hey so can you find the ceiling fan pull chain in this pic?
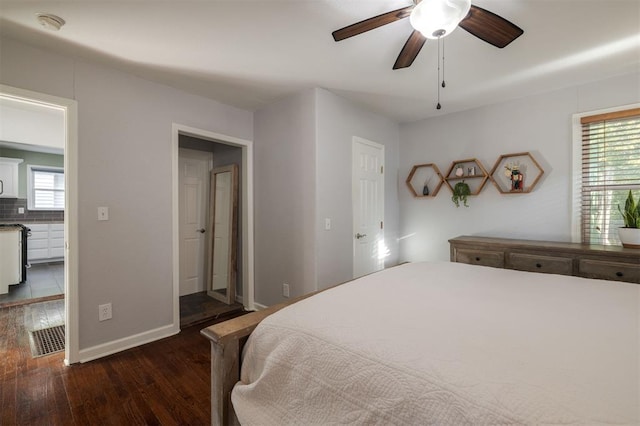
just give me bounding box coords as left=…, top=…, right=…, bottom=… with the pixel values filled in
left=442, top=37, right=446, bottom=88
left=436, top=36, right=442, bottom=110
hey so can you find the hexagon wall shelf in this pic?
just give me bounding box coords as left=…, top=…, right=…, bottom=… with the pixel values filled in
left=489, top=152, right=544, bottom=194
left=444, top=158, right=489, bottom=196
left=406, top=163, right=444, bottom=197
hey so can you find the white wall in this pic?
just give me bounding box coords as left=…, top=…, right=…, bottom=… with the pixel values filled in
left=0, top=37, right=253, bottom=353
left=253, top=88, right=401, bottom=303
left=399, top=72, right=640, bottom=262
left=316, top=89, right=400, bottom=289
left=253, top=89, right=317, bottom=305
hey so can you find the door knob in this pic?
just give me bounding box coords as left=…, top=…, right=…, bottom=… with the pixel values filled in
left=197, top=228, right=206, bottom=234
left=355, top=233, right=367, bottom=239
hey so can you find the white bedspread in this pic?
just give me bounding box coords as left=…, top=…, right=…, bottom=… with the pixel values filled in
left=232, top=261, right=640, bottom=425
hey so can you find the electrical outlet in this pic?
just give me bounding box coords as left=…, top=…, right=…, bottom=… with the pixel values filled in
left=98, top=303, right=112, bottom=321
left=282, top=283, right=290, bottom=298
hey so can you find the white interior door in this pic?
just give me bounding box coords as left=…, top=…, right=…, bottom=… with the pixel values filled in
left=179, top=148, right=212, bottom=296
left=352, top=137, right=385, bottom=279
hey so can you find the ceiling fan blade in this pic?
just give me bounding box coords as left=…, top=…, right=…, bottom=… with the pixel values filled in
left=458, top=5, right=523, bottom=48
left=393, top=30, right=427, bottom=70
left=332, top=6, right=414, bottom=41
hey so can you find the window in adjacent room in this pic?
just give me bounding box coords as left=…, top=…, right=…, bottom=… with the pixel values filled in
left=27, top=165, right=65, bottom=210
left=574, top=106, right=640, bottom=245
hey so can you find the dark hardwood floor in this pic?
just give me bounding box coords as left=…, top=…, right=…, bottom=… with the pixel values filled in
left=0, top=302, right=246, bottom=425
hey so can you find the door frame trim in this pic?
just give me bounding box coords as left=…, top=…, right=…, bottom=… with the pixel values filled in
left=171, top=124, right=255, bottom=325
left=0, top=84, right=80, bottom=364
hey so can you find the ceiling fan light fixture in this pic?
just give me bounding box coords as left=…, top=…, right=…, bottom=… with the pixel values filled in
left=410, top=0, right=471, bottom=39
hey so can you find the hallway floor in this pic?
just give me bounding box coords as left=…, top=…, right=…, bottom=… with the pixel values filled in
left=179, top=291, right=244, bottom=328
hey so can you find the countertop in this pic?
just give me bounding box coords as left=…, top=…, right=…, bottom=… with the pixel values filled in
left=0, top=224, right=24, bottom=232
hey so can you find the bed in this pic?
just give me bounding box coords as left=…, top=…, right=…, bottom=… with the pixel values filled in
left=201, top=240, right=639, bottom=425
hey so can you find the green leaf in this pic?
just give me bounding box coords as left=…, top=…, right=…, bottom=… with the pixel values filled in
left=618, top=190, right=640, bottom=228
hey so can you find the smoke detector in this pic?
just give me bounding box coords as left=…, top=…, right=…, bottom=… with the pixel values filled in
left=36, top=13, right=65, bottom=31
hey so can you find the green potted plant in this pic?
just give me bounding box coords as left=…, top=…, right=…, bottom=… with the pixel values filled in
left=617, top=190, right=640, bottom=248
left=451, top=181, right=471, bottom=207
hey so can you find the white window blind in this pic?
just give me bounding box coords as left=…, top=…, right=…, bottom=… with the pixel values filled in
left=580, top=108, right=640, bottom=245
left=28, top=166, right=65, bottom=210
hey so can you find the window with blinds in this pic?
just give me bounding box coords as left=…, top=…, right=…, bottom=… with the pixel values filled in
left=27, top=165, right=65, bottom=210
left=580, top=108, right=640, bottom=245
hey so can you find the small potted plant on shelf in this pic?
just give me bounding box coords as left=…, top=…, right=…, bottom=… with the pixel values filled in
left=617, top=190, right=640, bottom=248
left=451, top=181, right=471, bottom=207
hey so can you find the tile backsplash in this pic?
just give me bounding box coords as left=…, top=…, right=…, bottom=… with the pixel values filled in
left=0, top=198, right=64, bottom=223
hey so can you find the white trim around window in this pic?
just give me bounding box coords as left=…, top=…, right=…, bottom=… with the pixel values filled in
left=571, top=102, right=640, bottom=243
left=27, top=164, right=65, bottom=211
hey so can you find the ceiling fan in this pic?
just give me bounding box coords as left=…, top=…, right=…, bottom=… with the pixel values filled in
left=332, top=0, right=524, bottom=70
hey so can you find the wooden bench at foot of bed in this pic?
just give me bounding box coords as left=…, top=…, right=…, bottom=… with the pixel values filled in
left=200, top=291, right=321, bottom=426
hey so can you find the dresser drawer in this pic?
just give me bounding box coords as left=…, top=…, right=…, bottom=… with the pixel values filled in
left=455, top=249, right=504, bottom=268
left=509, top=253, right=573, bottom=276
left=578, top=259, right=639, bottom=284
left=450, top=236, right=640, bottom=285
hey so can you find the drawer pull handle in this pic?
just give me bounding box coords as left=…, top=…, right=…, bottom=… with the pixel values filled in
left=475, top=257, right=481, bottom=261
left=536, top=263, right=542, bottom=268
left=616, top=272, right=624, bottom=277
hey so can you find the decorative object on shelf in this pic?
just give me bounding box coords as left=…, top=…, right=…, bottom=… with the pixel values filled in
left=451, top=181, right=471, bottom=207
left=444, top=158, right=489, bottom=204
left=504, top=162, right=524, bottom=192
left=489, top=152, right=544, bottom=194
left=617, top=190, right=640, bottom=249
left=406, top=163, right=444, bottom=198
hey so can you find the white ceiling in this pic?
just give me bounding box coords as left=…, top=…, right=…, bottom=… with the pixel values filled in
left=0, top=1, right=638, bottom=123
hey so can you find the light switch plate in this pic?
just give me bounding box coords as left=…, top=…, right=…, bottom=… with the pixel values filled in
left=98, top=206, right=109, bottom=221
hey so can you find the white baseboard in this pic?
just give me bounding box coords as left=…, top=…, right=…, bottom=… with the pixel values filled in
left=253, top=302, right=268, bottom=310
left=78, top=323, right=180, bottom=363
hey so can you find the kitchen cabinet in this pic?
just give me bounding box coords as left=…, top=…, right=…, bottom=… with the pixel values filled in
left=28, top=223, right=65, bottom=262
left=0, top=226, right=22, bottom=293
left=0, top=157, right=24, bottom=198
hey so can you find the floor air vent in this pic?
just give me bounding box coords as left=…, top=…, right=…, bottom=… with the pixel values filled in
left=30, top=325, right=65, bottom=357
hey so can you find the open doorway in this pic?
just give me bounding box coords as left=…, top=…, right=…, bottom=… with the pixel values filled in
left=0, top=84, right=79, bottom=364
left=172, top=125, right=254, bottom=329
left=0, top=142, right=65, bottom=306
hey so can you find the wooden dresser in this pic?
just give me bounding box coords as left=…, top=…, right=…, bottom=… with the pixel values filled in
left=449, top=236, right=640, bottom=284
